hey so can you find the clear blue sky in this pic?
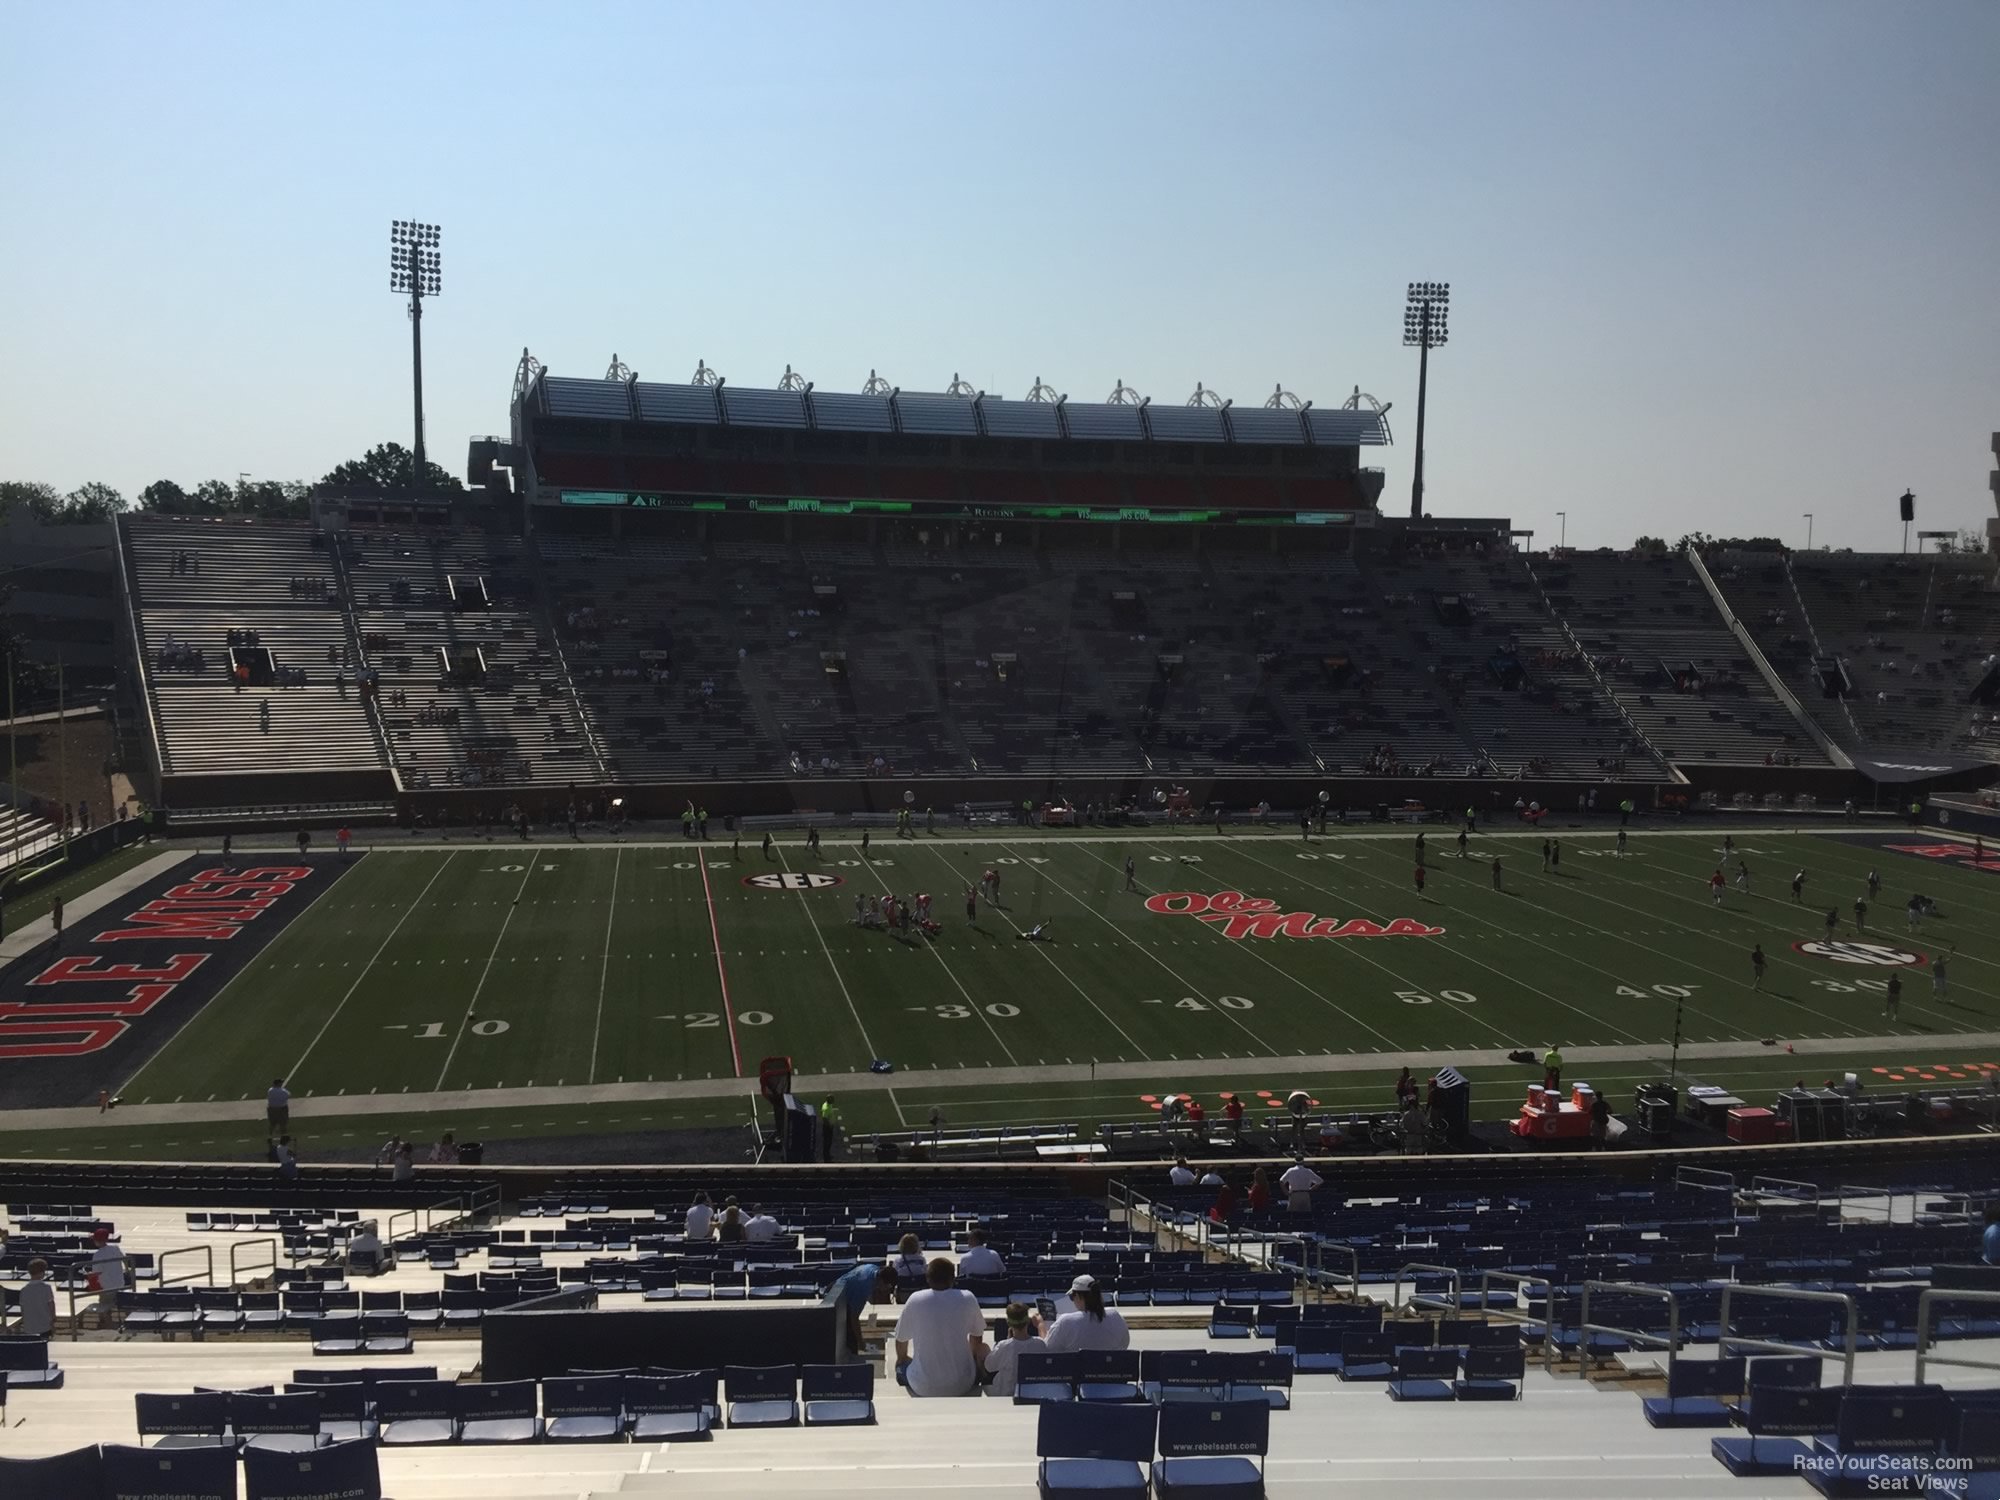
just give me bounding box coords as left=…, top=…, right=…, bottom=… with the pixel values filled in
left=3, top=1, right=1995, bottom=550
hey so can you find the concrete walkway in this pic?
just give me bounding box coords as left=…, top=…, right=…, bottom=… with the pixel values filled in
left=18, top=1028, right=1996, bottom=1134
left=0, top=847, right=188, bottom=966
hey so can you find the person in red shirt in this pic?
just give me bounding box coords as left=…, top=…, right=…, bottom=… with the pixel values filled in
left=1246, top=1166, right=1271, bottom=1214
left=1186, top=1099, right=1206, bottom=1127
left=1209, top=1177, right=1237, bottom=1226
left=1414, top=865, right=1427, bottom=896
left=1223, top=1095, right=1245, bottom=1141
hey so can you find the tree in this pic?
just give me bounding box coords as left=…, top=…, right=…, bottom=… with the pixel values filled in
left=139, top=479, right=192, bottom=514
left=0, top=480, right=63, bottom=522
left=238, top=479, right=311, bottom=520
left=1633, top=536, right=1669, bottom=556
left=318, top=442, right=463, bottom=497
left=60, top=482, right=127, bottom=523
left=192, top=480, right=235, bottom=513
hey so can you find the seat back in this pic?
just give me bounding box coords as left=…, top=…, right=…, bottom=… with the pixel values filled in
left=244, top=1436, right=382, bottom=1500
left=1742, top=1384, right=1845, bottom=1436
left=1078, top=1349, right=1142, bottom=1384
left=1016, top=1351, right=1081, bottom=1391
left=627, top=1373, right=709, bottom=1414
left=374, top=1378, right=456, bottom=1422
left=1145, top=1349, right=1227, bottom=1392
left=1746, top=1354, right=1822, bottom=1389
left=0, top=1339, right=51, bottom=1372
left=135, top=1391, right=229, bottom=1441
left=1461, top=1347, right=1526, bottom=1383
left=1156, top=1399, right=1269, bottom=1460
left=1292, top=1324, right=1345, bottom=1356
left=801, top=1364, right=872, bottom=1401
left=1036, top=1399, right=1157, bottom=1461
left=1223, top=1351, right=1293, bottom=1394
left=1666, top=1356, right=1745, bottom=1400
left=1341, top=1330, right=1393, bottom=1363
left=1950, top=1398, right=2000, bottom=1467
left=0, top=1444, right=104, bottom=1500
left=1468, top=1323, right=1522, bottom=1349
left=724, top=1364, right=798, bottom=1403
left=544, top=1375, right=623, bottom=1418
left=287, top=1381, right=367, bottom=1423
left=1835, top=1385, right=1949, bottom=1454
left=101, top=1442, right=237, bottom=1499
left=230, top=1392, right=322, bottom=1437
left=1395, top=1347, right=1460, bottom=1381
left=460, top=1379, right=539, bottom=1420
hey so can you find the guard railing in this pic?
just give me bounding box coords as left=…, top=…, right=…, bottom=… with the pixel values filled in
left=1718, top=1284, right=1856, bottom=1386
left=1575, top=1280, right=1679, bottom=1379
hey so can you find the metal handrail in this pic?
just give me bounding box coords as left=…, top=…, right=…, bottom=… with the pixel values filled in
left=1749, top=1174, right=1820, bottom=1210
left=1717, top=1284, right=1857, bottom=1386
left=1676, top=1165, right=1736, bottom=1193
left=1836, top=1184, right=1900, bottom=1229
left=1392, top=1262, right=1463, bottom=1315
left=157, top=1244, right=213, bottom=1290
left=229, top=1237, right=277, bottom=1287
left=1476, top=1270, right=1559, bottom=1371
left=1915, top=1288, right=2000, bottom=1384
left=423, top=1194, right=467, bottom=1233
left=1575, top=1280, right=1680, bottom=1380
left=386, top=1208, right=417, bottom=1243
left=111, top=516, right=167, bottom=783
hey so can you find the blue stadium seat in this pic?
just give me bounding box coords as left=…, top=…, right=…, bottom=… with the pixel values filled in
left=1454, top=1347, right=1526, bottom=1401
left=1079, top=1350, right=1145, bottom=1404
left=232, top=1391, right=329, bottom=1454
left=1152, top=1400, right=1269, bottom=1500
left=1222, top=1351, right=1293, bottom=1411
left=543, top=1375, right=625, bottom=1443
left=135, top=1391, right=233, bottom=1449
left=1387, top=1347, right=1458, bottom=1402
left=1037, top=1400, right=1156, bottom=1500
left=0, top=1444, right=105, bottom=1500
left=1207, top=1304, right=1257, bottom=1340
left=285, top=1381, right=376, bottom=1445
left=1144, top=1349, right=1230, bottom=1405
left=1335, top=1331, right=1394, bottom=1382
left=244, top=1437, right=382, bottom=1500
left=458, top=1379, right=544, bottom=1444
left=376, top=1377, right=460, bottom=1446
left=1014, top=1351, right=1081, bottom=1405
left=1713, top=1385, right=1845, bottom=1477
left=0, top=1338, right=63, bottom=1389
left=725, top=1365, right=799, bottom=1428
left=101, top=1442, right=238, bottom=1500
left=803, top=1363, right=876, bottom=1426
left=1643, top=1357, right=1744, bottom=1428
left=627, top=1373, right=712, bottom=1442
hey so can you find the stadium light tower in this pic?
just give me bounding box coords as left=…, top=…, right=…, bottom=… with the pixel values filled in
left=1403, top=281, right=1450, bottom=520
left=389, top=220, right=442, bottom=492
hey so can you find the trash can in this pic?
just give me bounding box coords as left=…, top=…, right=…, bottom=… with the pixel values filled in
left=456, top=1140, right=484, bottom=1166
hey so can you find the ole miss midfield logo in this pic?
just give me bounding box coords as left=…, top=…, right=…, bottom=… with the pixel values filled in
left=743, top=872, right=844, bottom=891
left=1146, top=890, right=1444, bottom=941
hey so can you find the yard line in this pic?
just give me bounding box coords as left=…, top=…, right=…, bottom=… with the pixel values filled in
left=775, top=847, right=890, bottom=1084
left=695, top=854, right=743, bottom=1077
left=909, top=846, right=1146, bottom=1060
left=434, top=858, right=538, bottom=1090
left=1005, top=844, right=1283, bottom=1053
left=586, top=847, right=622, bottom=1085
left=858, top=851, right=1019, bottom=1065
left=286, top=852, right=458, bottom=1087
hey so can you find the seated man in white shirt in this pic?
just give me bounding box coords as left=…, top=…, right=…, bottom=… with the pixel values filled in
left=742, top=1206, right=780, bottom=1242
left=345, top=1220, right=388, bottom=1276
left=1197, top=1167, right=1224, bottom=1187
left=957, top=1228, right=1006, bottom=1279
left=684, top=1191, right=715, bottom=1242
left=893, top=1258, right=985, bottom=1397
left=979, top=1301, right=1047, bottom=1396
left=1168, top=1156, right=1197, bottom=1188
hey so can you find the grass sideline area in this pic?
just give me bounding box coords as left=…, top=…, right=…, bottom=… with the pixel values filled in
left=0, top=839, right=160, bottom=931
left=4, top=820, right=1997, bottom=1161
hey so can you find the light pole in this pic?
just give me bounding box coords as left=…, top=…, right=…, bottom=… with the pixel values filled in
left=1557, top=511, right=1567, bottom=551
left=390, top=221, right=442, bottom=493
left=1803, top=513, right=1813, bottom=552
left=1403, top=282, right=1450, bottom=520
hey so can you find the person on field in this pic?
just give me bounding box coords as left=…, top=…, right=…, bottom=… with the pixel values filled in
left=1751, top=944, right=1766, bottom=990
left=266, top=1078, right=291, bottom=1136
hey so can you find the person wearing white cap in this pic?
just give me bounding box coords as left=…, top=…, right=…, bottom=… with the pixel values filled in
left=1038, top=1274, right=1130, bottom=1353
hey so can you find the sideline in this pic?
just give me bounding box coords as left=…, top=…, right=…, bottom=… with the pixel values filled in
left=0, top=848, right=189, bottom=967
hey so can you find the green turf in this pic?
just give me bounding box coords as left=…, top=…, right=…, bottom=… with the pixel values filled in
left=0, top=841, right=161, bottom=931
left=20, top=822, right=2000, bottom=1160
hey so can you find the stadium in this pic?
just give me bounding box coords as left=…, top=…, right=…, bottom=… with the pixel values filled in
left=8, top=49, right=2000, bottom=1500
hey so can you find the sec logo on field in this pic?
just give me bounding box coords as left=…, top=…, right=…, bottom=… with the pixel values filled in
left=1792, top=940, right=1926, bottom=967
left=743, top=872, right=844, bottom=891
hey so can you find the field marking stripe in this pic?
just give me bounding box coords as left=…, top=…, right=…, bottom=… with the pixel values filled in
left=586, top=846, right=621, bottom=1085
left=286, top=852, right=457, bottom=1086
left=696, top=851, right=743, bottom=1078
left=434, top=857, right=538, bottom=1090
left=774, top=846, right=879, bottom=1074
left=861, top=851, right=1019, bottom=1065
left=918, top=845, right=1147, bottom=1059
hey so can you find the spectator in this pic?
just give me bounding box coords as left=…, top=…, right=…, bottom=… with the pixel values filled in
left=89, top=1228, right=128, bottom=1326
left=1168, top=1156, right=1197, bottom=1188
left=684, top=1191, right=715, bottom=1242
left=1197, top=1165, right=1224, bottom=1187
left=893, top=1258, right=984, bottom=1398
left=716, top=1199, right=746, bottom=1244
left=1984, top=1206, right=2000, bottom=1267
left=1041, top=1274, right=1130, bottom=1353
left=1246, top=1166, right=1272, bottom=1214
left=1209, top=1177, right=1238, bottom=1226
left=345, top=1220, right=387, bottom=1276
left=1223, top=1093, right=1246, bottom=1141
left=1279, top=1154, right=1323, bottom=1213
left=428, top=1131, right=458, bottom=1165
left=829, top=1260, right=881, bottom=1352
left=886, top=1232, right=928, bottom=1297
left=13, top=1259, right=55, bottom=1337
left=979, top=1302, right=1048, bottom=1397
left=958, top=1228, right=1005, bottom=1279
left=266, top=1078, right=290, bottom=1137
left=743, top=1205, right=780, bottom=1242
left=276, top=1136, right=299, bottom=1180
left=391, top=1140, right=415, bottom=1184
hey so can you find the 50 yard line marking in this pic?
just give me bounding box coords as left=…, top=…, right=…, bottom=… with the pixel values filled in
left=586, top=847, right=622, bottom=1084
left=435, top=858, right=538, bottom=1090
left=287, top=852, right=457, bottom=1087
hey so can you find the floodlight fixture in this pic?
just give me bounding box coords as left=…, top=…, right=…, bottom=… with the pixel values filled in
left=388, top=219, right=443, bottom=489
left=1402, top=278, right=1451, bottom=519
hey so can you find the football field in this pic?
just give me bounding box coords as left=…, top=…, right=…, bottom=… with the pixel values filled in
left=71, top=820, right=2000, bottom=1137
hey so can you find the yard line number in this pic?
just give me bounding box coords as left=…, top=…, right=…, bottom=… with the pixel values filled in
left=657, top=1011, right=775, bottom=1027
left=1142, top=995, right=1256, bottom=1011
left=1396, top=989, right=1479, bottom=1006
